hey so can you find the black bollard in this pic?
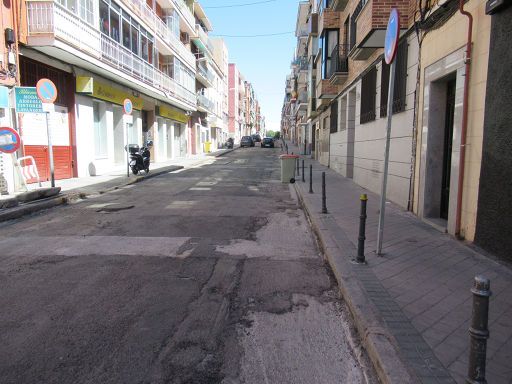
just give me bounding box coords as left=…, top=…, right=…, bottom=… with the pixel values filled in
left=356, top=194, right=368, bottom=263
left=302, top=160, right=305, bottom=183
left=286, top=143, right=289, bottom=154
left=467, top=276, right=491, bottom=384
left=321, top=172, right=327, bottom=214
left=309, top=164, right=313, bottom=194
left=296, top=158, right=300, bottom=176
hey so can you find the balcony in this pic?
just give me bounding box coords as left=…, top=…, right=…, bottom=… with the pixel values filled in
left=171, top=0, right=195, bottom=32
left=332, top=0, right=349, bottom=11
left=319, top=8, right=340, bottom=37
left=196, top=60, right=214, bottom=88
left=328, top=44, right=349, bottom=85
left=309, top=13, right=318, bottom=36
left=349, top=0, right=407, bottom=60
left=119, top=0, right=195, bottom=69
left=25, top=1, right=196, bottom=108
left=100, top=35, right=196, bottom=106
left=316, top=79, right=338, bottom=110
left=193, top=24, right=214, bottom=55
left=197, top=93, right=214, bottom=113
left=26, top=1, right=101, bottom=57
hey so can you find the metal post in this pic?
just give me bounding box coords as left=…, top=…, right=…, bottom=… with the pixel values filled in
left=296, top=157, right=300, bottom=176
left=126, top=121, right=130, bottom=177
left=286, top=143, right=288, bottom=154
left=304, top=139, right=307, bottom=155
left=302, top=160, right=305, bottom=182
left=357, top=194, right=368, bottom=263
left=321, top=171, right=327, bottom=214
left=377, top=60, right=397, bottom=255
left=309, top=164, right=313, bottom=194
left=45, top=112, right=55, bottom=187
left=467, top=276, right=491, bottom=384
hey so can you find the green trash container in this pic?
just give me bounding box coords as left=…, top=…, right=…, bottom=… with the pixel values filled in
left=280, top=154, right=299, bottom=183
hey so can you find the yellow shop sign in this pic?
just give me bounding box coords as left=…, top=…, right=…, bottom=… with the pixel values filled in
left=157, top=105, right=189, bottom=124
left=76, top=77, right=144, bottom=110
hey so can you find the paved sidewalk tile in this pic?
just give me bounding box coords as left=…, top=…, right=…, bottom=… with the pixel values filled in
left=286, top=142, right=512, bottom=384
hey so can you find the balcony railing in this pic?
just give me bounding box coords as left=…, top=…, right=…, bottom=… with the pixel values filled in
left=26, top=1, right=196, bottom=108
left=197, top=62, right=215, bottom=85
left=121, top=0, right=195, bottom=69
left=195, top=24, right=214, bottom=54
left=101, top=35, right=196, bottom=107
left=172, top=0, right=195, bottom=31
left=27, top=1, right=100, bottom=57
left=328, top=44, right=349, bottom=78
left=197, top=93, right=214, bottom=112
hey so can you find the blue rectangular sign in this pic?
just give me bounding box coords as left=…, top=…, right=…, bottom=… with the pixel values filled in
left=0, top=86, right=9, bottom=108
left=14, top=87, right=43, bottom=113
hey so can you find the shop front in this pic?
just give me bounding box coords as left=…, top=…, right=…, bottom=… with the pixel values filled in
left=154, top=105, right=189, bottom=161
left=75, top=76, right=144, bottom=177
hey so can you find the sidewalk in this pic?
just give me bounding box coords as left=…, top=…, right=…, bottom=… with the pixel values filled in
left=0, top=148, right=236, bottom=222
left=286, top=142, right=512, bottom=384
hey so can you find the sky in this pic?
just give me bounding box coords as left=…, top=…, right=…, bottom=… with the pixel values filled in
left=199, top=0, right=301, bottom=132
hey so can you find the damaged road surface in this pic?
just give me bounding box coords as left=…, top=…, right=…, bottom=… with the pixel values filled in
left=0, top=148, right=377, bottom=384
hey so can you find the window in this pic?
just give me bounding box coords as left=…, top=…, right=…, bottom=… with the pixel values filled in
left=131, top=21, right=139, bottom=55
left=79, top=0, right=94, bottom=25
left=321, top=29, right=339, bottom=79
left=349, top=16, right=357, bottom=50
left=93, top=101, right=108, bottom=159
left=100, top=1, right=109, bottom=34
left=330, top=99, right=338, bottom=133
left=380, top=40, right=408, bottom=117
left=122, top=16, right=131, bottom=49
left=110, top=3, right=120, bottom=42
left=360, top=66, right=377, bottom=124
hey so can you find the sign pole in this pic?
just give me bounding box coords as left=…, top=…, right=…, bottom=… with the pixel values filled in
left=377, top=60, right=396, bottom=255
left=45, top=112, right=55, bottom=187
left=125, top=119, right=130, bottom=177
left=376, top=8, right=400, bottom=256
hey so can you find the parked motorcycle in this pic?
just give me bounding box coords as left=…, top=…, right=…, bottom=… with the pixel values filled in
left=226, top=137, right=234, bottom=149
left=126, top=141, right=152, bottom=175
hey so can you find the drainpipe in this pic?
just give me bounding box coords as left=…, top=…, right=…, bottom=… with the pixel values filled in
left=455, top=0, right=473, bottom=238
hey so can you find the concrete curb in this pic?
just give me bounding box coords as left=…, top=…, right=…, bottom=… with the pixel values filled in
left=0, top=165, right=183, bottom=223
left=293, top=183, right=419, bottom=384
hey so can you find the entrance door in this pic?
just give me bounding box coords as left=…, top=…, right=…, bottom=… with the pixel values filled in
left=113, top=106, right=124, bottom=164
left=157, top=118, right=165, bottom=160
left=440, top=80, right=456, bottom=219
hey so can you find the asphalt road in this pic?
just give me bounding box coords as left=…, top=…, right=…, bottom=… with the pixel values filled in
left=0, top=146, right=377, bottom=384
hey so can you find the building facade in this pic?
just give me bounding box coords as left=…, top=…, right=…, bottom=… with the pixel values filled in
left=282, top=0, right=508, bottom=261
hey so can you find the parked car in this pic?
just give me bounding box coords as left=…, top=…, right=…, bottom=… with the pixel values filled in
left=261, top=137, right=275, bottom=148
left=251, top=134, right=261, bottom=143
left=240, top=136, right=255, bottom=147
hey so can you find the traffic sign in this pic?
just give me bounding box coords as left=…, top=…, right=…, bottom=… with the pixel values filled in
left=123, top=98, right=133, bottom=115
left=384, top=8, right=400, bottom=65
left=36, top=78, right=58, bottom=104
left=0, top=126, right=21, bottom=154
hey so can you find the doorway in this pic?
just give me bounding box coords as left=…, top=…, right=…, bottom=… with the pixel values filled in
left=440, top=79, right=456, bottom=219
left=347, top=89, right=356, bottom=178
left=423, top=74, right=458, bottom=223
left=166, top=122, right=173, bottom=159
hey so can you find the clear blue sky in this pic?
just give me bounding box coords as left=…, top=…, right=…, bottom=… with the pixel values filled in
left=200, top=0, right=300, bottom=132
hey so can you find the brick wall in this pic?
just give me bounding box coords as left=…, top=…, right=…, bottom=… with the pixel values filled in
left=319, top=9, right=341, bottom=36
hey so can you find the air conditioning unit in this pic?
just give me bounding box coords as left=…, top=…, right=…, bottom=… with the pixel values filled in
left=181, top=32, right=190, bottom=44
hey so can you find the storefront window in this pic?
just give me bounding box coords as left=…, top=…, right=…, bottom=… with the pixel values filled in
left=93, top=101, right=108, bottom=159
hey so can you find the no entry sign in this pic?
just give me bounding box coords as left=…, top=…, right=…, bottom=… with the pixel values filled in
left=0, top=127, right=21, bottom=154
left=384, top=8, right=400, bottom=65
left=123, top=98, right=133, bottom=115
left=36, top=78, right=58, bottom=104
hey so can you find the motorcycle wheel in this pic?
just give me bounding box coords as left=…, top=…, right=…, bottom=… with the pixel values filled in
left=144, top=167, right=149, bottom=174
left=131, top=167, right=139, bottom=175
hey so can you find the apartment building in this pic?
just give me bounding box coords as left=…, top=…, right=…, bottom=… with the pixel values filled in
left=210, top=37, right=229, bottom=149
left=228, top=63, right=243, bottom=143
left=282, top=0, right=512, bottom=262
left=16, top=0, right=199, bottom=181
left=0, top=0, right=19, bottom=194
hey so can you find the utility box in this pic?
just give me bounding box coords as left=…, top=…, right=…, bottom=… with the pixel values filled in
left=280, top=154, right=299, bottom=183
